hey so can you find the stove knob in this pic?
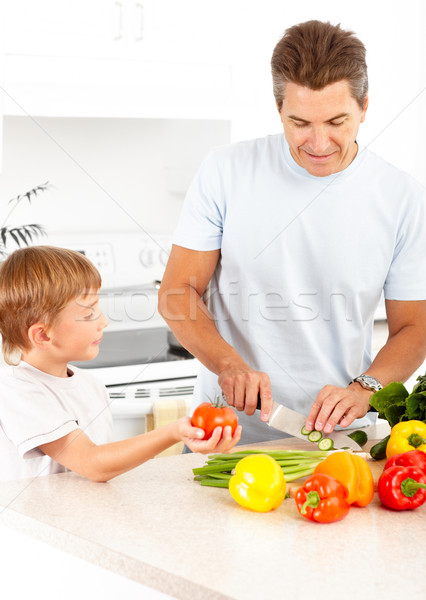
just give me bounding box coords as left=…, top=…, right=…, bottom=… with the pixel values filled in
left=139, top=247, right=154, bottom=268
left=159, top=247, right=170, bottom=266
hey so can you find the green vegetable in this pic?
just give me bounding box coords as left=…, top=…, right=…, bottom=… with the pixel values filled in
left=307, top=430, right=323, bottom=443
left=370, top=435, right=391, bottom=460
left=348, top=430, right=368, bottom=447
left=301, top=425, right=310, bottom=436
left=318, top=438, right=334, bottom=451
left=368, top=373, right=426, bottom=427
left=412, top=374, right=426, bottom=394
left=193, top=449, right=330, bottom=488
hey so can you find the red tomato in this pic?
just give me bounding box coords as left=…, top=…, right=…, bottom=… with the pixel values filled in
left=191, top=400, right=238, bottom=439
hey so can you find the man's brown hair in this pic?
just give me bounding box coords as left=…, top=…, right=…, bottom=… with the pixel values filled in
left=0, top=246, right=101, bottom=364
left=271, top=20, right=368, bottom=110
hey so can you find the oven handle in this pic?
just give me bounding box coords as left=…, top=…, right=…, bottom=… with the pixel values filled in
left=101, top=280, right=161, bottom=293
left=110, top=399, right=193, bottom=417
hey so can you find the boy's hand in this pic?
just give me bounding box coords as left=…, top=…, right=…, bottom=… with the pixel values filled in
left=177, top=417, right=242, bottom=454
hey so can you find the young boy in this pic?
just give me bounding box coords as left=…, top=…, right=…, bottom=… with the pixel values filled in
left=0, top=246, right=241, bottom=482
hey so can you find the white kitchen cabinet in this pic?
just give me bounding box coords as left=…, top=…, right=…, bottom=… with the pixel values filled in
left=3, top=0, right=230, bottom=63
left=3, top=0, right=123, bottom=59
left=0, top=67, right=3, bottom=173
left=0, top=1, right=4, bottom=170
left=1, top=0, right=232, bottom=119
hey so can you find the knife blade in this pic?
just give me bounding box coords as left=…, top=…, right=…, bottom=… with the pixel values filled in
left=256, top=396, right=362, bottom=451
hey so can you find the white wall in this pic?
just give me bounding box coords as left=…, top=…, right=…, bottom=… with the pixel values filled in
left=0, top=117, right=230, bottom=236
left=230, top=0, right=426, bottom=186
left=0, top=0, right=424, bottom=240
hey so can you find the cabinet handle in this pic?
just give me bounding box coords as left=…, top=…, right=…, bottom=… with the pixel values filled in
left=135, top=2, right=144, bottom=42
left=114, top=1, right=123, bottom=41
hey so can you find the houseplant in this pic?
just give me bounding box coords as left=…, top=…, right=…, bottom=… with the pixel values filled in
left=0, top=182, right=49, bottom=256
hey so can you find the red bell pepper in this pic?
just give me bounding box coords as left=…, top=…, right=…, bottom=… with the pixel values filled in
left=377, top=465, right=426, bottom=510
left=384, top=450, right=426, bottom=474
left=295, top=474, right=350, bottom=523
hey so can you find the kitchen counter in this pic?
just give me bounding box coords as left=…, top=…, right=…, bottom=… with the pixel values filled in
left=1, top=433, right=425, bottom=600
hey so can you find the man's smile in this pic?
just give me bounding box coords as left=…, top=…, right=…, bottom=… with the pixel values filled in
left=302, top=149, right=337, bottom=163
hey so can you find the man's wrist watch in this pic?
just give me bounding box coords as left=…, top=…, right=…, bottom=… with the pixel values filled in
left=349, top=374, right=383, bottom=392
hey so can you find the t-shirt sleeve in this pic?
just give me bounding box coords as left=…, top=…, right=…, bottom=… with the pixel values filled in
left=0, top=374, right=78, bottom=459
left=384, top=187, right=426, bottom=300
left=172, top=149, right=226, bottom=251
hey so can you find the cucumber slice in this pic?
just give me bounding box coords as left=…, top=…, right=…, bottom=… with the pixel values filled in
left=301, top=425, right=311, bottom=436
left=318, top=438, right=334, bottom=451
left=307, top=430, right=323, bottom=443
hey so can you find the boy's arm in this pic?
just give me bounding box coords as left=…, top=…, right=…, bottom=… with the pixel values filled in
left=39, top=418, right=242, bottom=482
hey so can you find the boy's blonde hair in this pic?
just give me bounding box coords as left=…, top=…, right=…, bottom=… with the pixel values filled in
left=0, top=246, right=102, bottom=364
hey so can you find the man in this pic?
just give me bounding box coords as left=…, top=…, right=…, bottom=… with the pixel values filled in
left=158, top=20, right=426, bottom=445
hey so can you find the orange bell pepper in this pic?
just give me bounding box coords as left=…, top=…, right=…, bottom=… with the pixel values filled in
left=313, top=451, right=374, bottom=506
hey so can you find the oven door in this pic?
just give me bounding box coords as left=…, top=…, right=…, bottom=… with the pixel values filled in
left=107, top=377, right=196, bottom=442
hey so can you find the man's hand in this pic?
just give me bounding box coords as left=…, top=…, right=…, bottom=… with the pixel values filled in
left=305, top=383, right=372, bottom=433
left=218, top=365, right=273, bottom=421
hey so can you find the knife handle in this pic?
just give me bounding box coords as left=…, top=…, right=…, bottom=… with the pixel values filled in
left=224, top=392, right=263, bottom=410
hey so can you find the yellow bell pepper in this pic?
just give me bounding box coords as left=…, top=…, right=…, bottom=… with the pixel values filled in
left=386, top=420, right=426, bottom=458
left=229, top=454, right=286, bottom=512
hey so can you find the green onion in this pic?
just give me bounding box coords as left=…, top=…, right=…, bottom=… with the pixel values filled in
left=199, top=479, right=230, bottom=488
left=193, top=449, right=330, bottom=488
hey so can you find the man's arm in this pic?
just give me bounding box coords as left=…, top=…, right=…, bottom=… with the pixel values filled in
left=305, top=300, right=426, bottom=433
left=158, top=245, right=273, bottom=420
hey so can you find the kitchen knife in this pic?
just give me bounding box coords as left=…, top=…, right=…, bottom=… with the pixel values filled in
left=256, top=396, right=363, bottom=451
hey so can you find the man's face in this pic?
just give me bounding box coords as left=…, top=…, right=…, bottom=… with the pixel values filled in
left=279, top=80, right=368, bottom=177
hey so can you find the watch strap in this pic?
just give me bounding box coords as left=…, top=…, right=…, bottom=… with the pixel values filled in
left=349, top=374, right=383, bottom=392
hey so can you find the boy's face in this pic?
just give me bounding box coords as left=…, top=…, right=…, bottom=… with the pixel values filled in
left=47, top=291, right=108, bottom=363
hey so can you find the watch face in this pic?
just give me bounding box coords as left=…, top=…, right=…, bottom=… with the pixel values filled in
left=358, top=376, right=382, bottom=391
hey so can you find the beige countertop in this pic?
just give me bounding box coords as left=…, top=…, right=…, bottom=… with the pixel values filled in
left=1, top=432, right=425, bottom=600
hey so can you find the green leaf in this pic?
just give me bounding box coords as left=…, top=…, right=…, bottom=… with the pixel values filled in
left=369, top=382, right=409, bottom=420
left=385, top=404, right=408, bottom=427
left=8, top=229, right=20, bottom=246
left=406, top=392, right=426, bottom=421
left=412, top=374, right=426, bottom=394
left=7, top=182, right=50, bottom=207
left=0, top=224, right=46, bottom=251
left=15, top=228, right=29, bottom=245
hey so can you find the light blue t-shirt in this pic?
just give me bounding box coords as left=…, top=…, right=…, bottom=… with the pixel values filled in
left=173, top=134, right=426, bottom=443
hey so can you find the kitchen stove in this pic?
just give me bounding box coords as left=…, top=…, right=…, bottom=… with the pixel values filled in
left=76, top=327, right=192, bottom=368
left=44, top=232, right=200, bottom=440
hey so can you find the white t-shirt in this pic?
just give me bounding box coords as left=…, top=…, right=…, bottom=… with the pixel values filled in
left=173, top=134, right=426, bottom=443
left=0, top=361, right=114, bottom=481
